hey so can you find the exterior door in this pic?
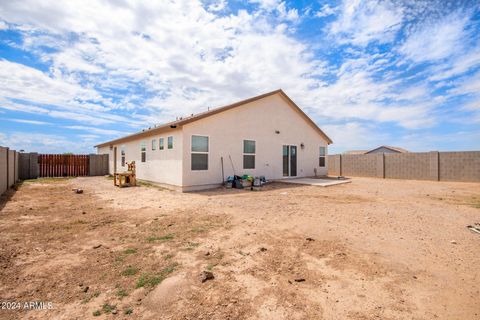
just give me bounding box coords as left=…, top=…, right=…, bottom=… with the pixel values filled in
left=282, top=145, right=297, bottom=177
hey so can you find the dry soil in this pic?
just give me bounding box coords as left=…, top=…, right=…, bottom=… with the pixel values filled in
left=0, top=176, right=479, bottom=320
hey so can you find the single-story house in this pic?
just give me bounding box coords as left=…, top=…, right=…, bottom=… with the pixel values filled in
left=345, top=146, right=409, bottom=155
left=96, top=89, right=332, bottom=191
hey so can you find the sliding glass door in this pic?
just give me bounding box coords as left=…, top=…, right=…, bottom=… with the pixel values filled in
left=282, top=145, right=297, bottom=177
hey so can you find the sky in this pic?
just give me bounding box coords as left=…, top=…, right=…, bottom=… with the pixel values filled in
left=0, top=0, right=479, bottom=154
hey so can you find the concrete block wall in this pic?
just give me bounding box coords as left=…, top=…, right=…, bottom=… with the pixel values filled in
left=18, top=152, right=39, bottom=180
left=89, top=154, right=109, bottom=176
left=341, top=154, right=378, bottom=177
left=0, top=146, right=20, bottom=196
left=384, top=152, right=431, bottom=180
left=439, top=151, right=480, bottom=182
left=0, top=147, right=7, bottom=195
left=327, top=151, right=480, bottom=183
left=327, top=154, right=341, bottom=176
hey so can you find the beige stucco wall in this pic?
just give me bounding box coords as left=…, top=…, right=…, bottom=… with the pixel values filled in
left=97, top=129, right=183, bottom=186
left=181, top=94, right=329, bottom=189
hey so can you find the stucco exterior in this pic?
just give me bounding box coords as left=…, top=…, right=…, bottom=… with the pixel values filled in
left=98, top=128, right=184, bottom=187
left=97, top=90, right=331, bottom=191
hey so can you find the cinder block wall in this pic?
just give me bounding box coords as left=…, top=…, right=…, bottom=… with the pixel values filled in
left=328, top=151, right=480, bottom=183
left=384, top=152, right=431, bottom=180
left=342, top=154, right=378, bottom=177
left=0, top=147, right=7, bottom=195
left=327, top=154, right=341, bottom=176
left=439, top=151, right=480, bottom=182
left=0, top=146, right=20, bottom=196
left=89, top=154, right=109, bottom=176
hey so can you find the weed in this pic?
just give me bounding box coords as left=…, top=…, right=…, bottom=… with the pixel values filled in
left=146, top=234, right=174, bottom=242
left=138, top=180, right=168, bottom=190
left=136, top=263, right=178, bottom=288
left=23, top=177, right=73, bottom=184
left=191, top=227, right=206, bottom=233
left=163, top=254, right=174, bottom=260
left=93, top=310, right=101, bottom=316
left=125, top=308, right=133, bottom=315
left=121, top=266, right=139, bottom=276
left=116, top=289, right=128, bottom=299
left=124, top=248, right=137, bottom=254
left=207, top=264, right=214, bottom=271
left=102, top=303, right=116, bottom=313
left=187, top=242, right=200, bottom=248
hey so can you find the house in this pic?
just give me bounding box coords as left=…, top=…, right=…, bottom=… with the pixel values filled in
left=95, top=89, right=332, bottom=191
left=345, top=146, right=408, bottom=155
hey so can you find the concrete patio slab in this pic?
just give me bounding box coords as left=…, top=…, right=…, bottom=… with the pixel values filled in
left=275, top=177, right=351, bottom=187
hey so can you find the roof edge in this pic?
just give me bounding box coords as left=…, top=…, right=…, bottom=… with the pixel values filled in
left=95, top=89, right=332, bottom=147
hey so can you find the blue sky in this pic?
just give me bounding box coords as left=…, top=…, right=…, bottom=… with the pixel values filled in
left=0, top=0, right=479, bottom=154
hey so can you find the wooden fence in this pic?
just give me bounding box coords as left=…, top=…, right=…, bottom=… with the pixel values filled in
left=38, top=154, right=89, bottom=177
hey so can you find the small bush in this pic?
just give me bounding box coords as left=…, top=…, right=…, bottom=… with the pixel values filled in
left=121, top=266, right=139, bottom=276
left=102, top=303, right=116, bottom=313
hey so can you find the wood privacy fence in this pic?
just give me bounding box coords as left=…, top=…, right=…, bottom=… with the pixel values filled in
left=327, top=151, right=480, bottom=182
left=1, top=146, right=109, bottom=196
left=38, top=154, right=90, bottom=177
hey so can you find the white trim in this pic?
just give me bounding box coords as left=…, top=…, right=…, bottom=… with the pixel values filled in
left=243, top=139, right=256, bottom=170
left=191, top=134, right=209, bottom=171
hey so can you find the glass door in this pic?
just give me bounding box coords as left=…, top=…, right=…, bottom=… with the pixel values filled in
left=290, top=146, right=297, bottom=176
left=282, top=145, right=297, bottom=177
left=283, top=145, right=289, bottom=176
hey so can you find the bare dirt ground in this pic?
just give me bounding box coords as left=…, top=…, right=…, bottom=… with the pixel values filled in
left=0, top=176, right=479, bottom=320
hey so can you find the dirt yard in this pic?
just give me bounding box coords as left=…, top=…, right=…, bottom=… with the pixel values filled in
left=0, top=176, right=479, bottom=320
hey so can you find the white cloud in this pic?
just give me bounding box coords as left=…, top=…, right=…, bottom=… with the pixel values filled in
left=0, top=132, right=96, bottom=153
left=64, top=125, right=126, bottom=136
left=329, top=0, right=404, bottom=46
left=315, top=4, right=336, bottom=18
left=0, top=0, right=477, bottom=152
left=207, top=0, right=227, bottom=12
left=7, top=118, right=50, bottom=125
left=399, top=11, right=469, bottom=63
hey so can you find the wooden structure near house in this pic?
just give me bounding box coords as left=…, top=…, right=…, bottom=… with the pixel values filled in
left=114, top=161, right=136, bottom=187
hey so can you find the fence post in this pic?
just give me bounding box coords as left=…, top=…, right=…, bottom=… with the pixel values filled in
left=375, top=153, right=385, bottom=178
left=339, top=154, right=342, bottom=176
left=429, top=151, right=439, bottom=181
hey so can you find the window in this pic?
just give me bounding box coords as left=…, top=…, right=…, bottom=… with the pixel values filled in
left=141, top=141, right=146, bottom=162
left=168, top=136, right=173, bottom=149
left=152, top=139, right=156, bottom=151
left=319, top=146, right=326, bottom=167
left=191, top=135, right=208, bottom=170
left=243, top=140, right=255, bottom=169
left=121, top=145, right=125, bottom=167
left=159, top=138, right=164, bottom=150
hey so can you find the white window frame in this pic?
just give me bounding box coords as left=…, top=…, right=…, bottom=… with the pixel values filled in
left=141, top=141, right=146, bottom=162
left=243, top=139, right=256, bottom=169
left=152, top=139, right=156, bottom=151
left=120, top=145, right=126, bottom=167
left=319, top=146, right=326, bottom=167
left=191, top=135, right=209, bottom=171
left=159, top=137, right=164, bottom=150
